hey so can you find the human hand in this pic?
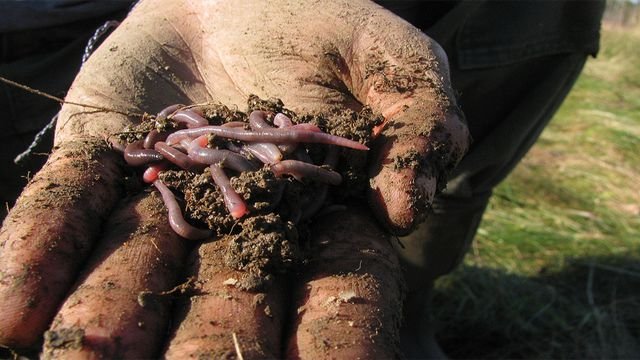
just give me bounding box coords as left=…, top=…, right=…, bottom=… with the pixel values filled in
left=0, top=0, right=468, bottom=357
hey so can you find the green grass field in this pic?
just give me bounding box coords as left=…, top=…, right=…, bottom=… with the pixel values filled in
left=434, top=24, right=640, bottom=359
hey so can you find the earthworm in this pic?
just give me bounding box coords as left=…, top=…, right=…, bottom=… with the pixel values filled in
left=124, top=140, right=164, bottom=166
left=221, top=121, right=247, bottom=128
left=156, top=104, right=182, bottom=120
left=119, top=103, right=363, bottom=238
left=273, top=113, right=293, bottom=128
left=225, top=142, right=265, bottom=169
left=143, top=162, right=168, bottom=183
left=291, top=123, right=322, bottom=132
left=164, top=129, right=199, bottom=145
left=154, top=141, right=202, bottom=171
left=271, top=160, right=342, bottom=185
left=248, top=110, right=271, bottom=130
left=245, top=110, right=283, bottom=163
left=179, top=138, right=193, bottom=150
left=171, top=109, right=209, bottom=128
left=171, top=141, right=189, bottom=154
left=225, top=141, right=253, bottom=158
left=273, top=113, right=297, bottom=154
left=153, top=179, right=212, bottom=240
left=187, top=106, right=204, bottom=116
left=243, top=142, right=282, bottom=164
left=277, top=142, right=297, bottom=155
left=143, top=129, right=169, bottom=149
left=209, top=164, right=248, bottom=219
left=187, top=138, right=257, bottom=173
left=166, top=126, right=368, bottom=150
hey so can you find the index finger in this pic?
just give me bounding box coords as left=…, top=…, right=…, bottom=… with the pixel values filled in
left=0, top=138, right=123, bottom=349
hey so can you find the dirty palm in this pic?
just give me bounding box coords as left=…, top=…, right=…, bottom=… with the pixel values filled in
left=0, top=0, right=468, bottom=358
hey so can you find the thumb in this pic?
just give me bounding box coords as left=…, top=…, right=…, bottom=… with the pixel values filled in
left=343, top=8, right=470, bottom=234
left=368, top=107, right=468, bottom=235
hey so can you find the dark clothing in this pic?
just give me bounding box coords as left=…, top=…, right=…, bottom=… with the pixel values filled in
left=377, top=2, right=604, bottom=356
left=0, top=1, right=131, bottom=32
left=0, top=5, right=130, bottom=219
left=380, top=0, right=604, bottom=142
left=378, top=0, right=605, bottom=288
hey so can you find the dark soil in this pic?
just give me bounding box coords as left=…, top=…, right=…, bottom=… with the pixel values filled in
left=118, top=96, right=382, bottom=282
left=42, top=327, right=84, bottom=358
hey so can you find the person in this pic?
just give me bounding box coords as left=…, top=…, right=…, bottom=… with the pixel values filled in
left=0, top=0, right=604, bottom=358
left=378, top=1, right=605, bottom=357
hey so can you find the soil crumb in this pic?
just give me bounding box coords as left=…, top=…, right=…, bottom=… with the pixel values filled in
left=43, top=327, right=84, bottom=355
left=118, top=96, right=381, bottom=283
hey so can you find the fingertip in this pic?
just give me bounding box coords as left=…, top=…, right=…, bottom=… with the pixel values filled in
left=367, top=133, right=437, bottom=233
left=368, top=167, right=418, bottom=236
left=165, top=239, right=286, bottom=358
left=286, top=210, right=404, bottom=359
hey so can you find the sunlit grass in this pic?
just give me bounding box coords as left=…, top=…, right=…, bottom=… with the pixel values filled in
left=434, top=23, right=640, bottom=359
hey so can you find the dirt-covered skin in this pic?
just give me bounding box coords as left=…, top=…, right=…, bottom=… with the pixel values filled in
left=0, top=140, right=123, bottom=349
left=164, top=238, right=287, bottom=359
left=0, top=0, right=469, bottom=356
left=53, top=0, right=469, bottom=232
left=43, top=192, right=187, bottom=359
left=287, top=208, right=405, bottom=359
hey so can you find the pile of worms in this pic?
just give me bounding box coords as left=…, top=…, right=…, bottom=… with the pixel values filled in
left=112, top=104, right=369, bottom=241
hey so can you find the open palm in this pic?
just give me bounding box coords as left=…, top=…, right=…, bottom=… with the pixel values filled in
left=0, top=0, right=469, bottom=357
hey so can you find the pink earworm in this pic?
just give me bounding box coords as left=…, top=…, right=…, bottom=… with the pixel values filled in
left=166, top=126, right=368, bottom=150
left=209, top=164, right=248, bottom=219
left=153, top=179, right=212, bottom=240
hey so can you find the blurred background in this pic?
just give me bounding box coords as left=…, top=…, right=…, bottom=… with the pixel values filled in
left=433, top=1, right=640, bottom=358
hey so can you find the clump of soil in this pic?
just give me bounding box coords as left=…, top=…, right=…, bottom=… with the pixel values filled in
left=225, top=213, right=300, bottom=275
left=43, top=327, right=84, bottom=356
left=301, top=106, right=383, bottom=200
left=119, top=96, right=382, bottom=282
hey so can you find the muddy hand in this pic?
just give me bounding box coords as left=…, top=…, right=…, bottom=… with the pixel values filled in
left=1, top=0, right=466, bottom=356
left=194, top=0, right=471, bottom=235
left=352, top=19, right=470, bottom=235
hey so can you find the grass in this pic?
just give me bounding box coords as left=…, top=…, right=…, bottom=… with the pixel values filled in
left=433, top=23, right=640, bottom=359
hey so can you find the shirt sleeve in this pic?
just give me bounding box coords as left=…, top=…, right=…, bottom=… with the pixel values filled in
left=0, top=0, right=134, bottom=33
left=449, top=0, right=605, bottom=70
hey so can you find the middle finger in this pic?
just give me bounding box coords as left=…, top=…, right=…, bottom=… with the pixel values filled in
left=164, top=236, right=287, bottom=359
left=43, top=191, right=188, bottom=358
